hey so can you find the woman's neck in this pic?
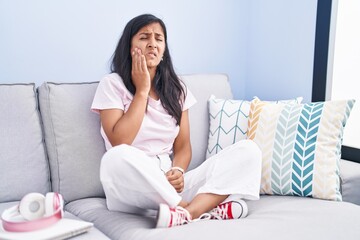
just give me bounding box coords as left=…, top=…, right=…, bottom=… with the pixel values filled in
left=148, top=67, right=159, bottom=100
left=148, top=67, right=156, bottom=82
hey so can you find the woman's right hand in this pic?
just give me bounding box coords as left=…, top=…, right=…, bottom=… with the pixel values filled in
left=131, top=47, right=151, bottom=95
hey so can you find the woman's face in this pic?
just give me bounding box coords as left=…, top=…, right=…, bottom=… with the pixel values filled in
left=131, top=22, right=166, bottom=69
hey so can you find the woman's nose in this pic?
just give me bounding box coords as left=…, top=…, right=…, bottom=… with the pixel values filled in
left=147, top=38, right=157, bottom=49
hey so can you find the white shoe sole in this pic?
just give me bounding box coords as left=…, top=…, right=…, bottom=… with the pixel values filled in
left=235, top=200, right=248, bottom=218
left=156, top=204, right=170, bottom=228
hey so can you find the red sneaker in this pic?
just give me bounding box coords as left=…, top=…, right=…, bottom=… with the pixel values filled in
left=209, top=200, right=248, bottom=220
left=156, top=204, right=192, bottom=228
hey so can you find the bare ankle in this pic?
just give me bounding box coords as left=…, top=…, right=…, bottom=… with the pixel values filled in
left=178, top=200, right=189, bottom=208
left=185, top=206, right=200, bottom=219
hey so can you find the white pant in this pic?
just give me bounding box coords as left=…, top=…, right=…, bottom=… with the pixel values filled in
left=100, top=140, right=262, bottom=215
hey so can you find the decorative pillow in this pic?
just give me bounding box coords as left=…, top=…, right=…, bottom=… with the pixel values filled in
left=247, top=97, right=355, bottom=201
left=0, top=83, right=50, bottom=202
left=38, top=82, right=106, bottom=203
left=207, top=95, right=250, bottom=158
left=207, top=95, right=302, bottom=158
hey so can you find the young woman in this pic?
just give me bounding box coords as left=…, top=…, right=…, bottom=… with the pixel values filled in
left=91, top=14, right=262, bottom=228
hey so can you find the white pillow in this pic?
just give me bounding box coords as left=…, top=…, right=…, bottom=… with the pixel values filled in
left=207, top=95, right=303, bottom=159
left=247, top=97, right=355, bottom=201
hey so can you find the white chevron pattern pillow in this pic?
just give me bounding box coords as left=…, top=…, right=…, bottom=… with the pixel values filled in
left=207, top=95, right=250, bottom=158
left=247, top=97, right=355, bottom=201
left=207, top=95, right=302, bottom=159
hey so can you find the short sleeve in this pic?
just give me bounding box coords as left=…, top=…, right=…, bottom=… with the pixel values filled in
left=183, top=87, right=197, bottom=111
left=91, top=74, right=131, bottom=113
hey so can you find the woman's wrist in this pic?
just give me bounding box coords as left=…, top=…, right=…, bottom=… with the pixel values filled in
left=171, top=166, right=185, bottom=175
left=134, top=90, right=149, bottom=100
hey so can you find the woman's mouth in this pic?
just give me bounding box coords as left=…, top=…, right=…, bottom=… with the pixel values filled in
left=146, top=51, right=157, bottom=58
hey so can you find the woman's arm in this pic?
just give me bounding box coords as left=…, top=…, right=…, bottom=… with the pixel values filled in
left=166, top=110, right=192, bottom=193
left=172, top=110, right=192, bottom=171
left=99, top=92, right=148, bottom=146
left=100, top=48, right=151, bottom=147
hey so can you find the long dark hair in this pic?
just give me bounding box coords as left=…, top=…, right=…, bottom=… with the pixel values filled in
left=111, top=14, right=186, bottom=125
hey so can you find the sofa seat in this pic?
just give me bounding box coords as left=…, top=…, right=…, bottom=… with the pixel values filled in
left=65, top=195, right=360, bottom=240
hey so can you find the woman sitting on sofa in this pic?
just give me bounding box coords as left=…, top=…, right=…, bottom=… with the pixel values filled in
left=91, top=13, right=262, bottom=228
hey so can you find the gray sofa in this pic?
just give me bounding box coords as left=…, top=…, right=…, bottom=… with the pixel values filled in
left=1, top=74, right=360, bottom=240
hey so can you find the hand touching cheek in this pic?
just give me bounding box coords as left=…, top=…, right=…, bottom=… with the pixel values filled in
left=131, top=47, right=151, bottom=95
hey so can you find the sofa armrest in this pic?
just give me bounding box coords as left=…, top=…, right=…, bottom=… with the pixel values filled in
left=340, top=159, right=360, bottom=205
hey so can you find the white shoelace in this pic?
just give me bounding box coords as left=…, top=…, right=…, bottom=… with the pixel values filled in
left=210, top=203, right=229, bottom=220
left=195, top=212, right=211, bottom=222
left=172, top=206, right=212, bottom=226
left=172, top=206, right=192, bottom=226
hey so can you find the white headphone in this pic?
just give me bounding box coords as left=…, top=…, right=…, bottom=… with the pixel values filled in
left=1, top=192, right=64, bottom=232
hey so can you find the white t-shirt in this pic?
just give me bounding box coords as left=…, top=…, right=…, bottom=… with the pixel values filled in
left=91, top=73, right=197, bottom=156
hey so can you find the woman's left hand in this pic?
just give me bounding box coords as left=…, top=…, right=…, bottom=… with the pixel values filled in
left=166, top=169, right=184, bottom=193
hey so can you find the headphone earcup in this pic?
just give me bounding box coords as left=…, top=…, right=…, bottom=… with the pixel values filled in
left=44, top=192, right=57, bottom=216
left=19, top=193, right=46, bottom=221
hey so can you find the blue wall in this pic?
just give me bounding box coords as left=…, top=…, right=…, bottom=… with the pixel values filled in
left=0, top=0, right=316, bottom=102
left=245, top=1, right=317, bottom=102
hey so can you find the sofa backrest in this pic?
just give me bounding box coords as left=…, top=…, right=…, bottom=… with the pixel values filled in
left=35, top=74, right=232, bottom=202
left=0, top=74, right=232, bottom=203
left=0, top=84, right=50, bottom=202
left=181, top=74, right=233, bottom=170
left=38, top=82, right=106, bottom=203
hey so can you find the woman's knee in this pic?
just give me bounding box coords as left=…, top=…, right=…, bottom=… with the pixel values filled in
left=241, top=140, right=262, bottom=164
left=100, top=144, right=134, bottom=175
left=243, top=139, right=261, bottom=154
left=229, top=140, right=262, bottom=164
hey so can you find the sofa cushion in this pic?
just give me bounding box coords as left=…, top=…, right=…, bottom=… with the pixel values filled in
left=247, top=97, right=355, bottom=201
left=0, top=84, right=50, bottom=202
left=206, top=96, right=302, bottom=158
left=341, top=159, right=360, bottom=205
left=65, top=196, right=360, bottom=240
left=38, top=82, right=106, bottom=203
